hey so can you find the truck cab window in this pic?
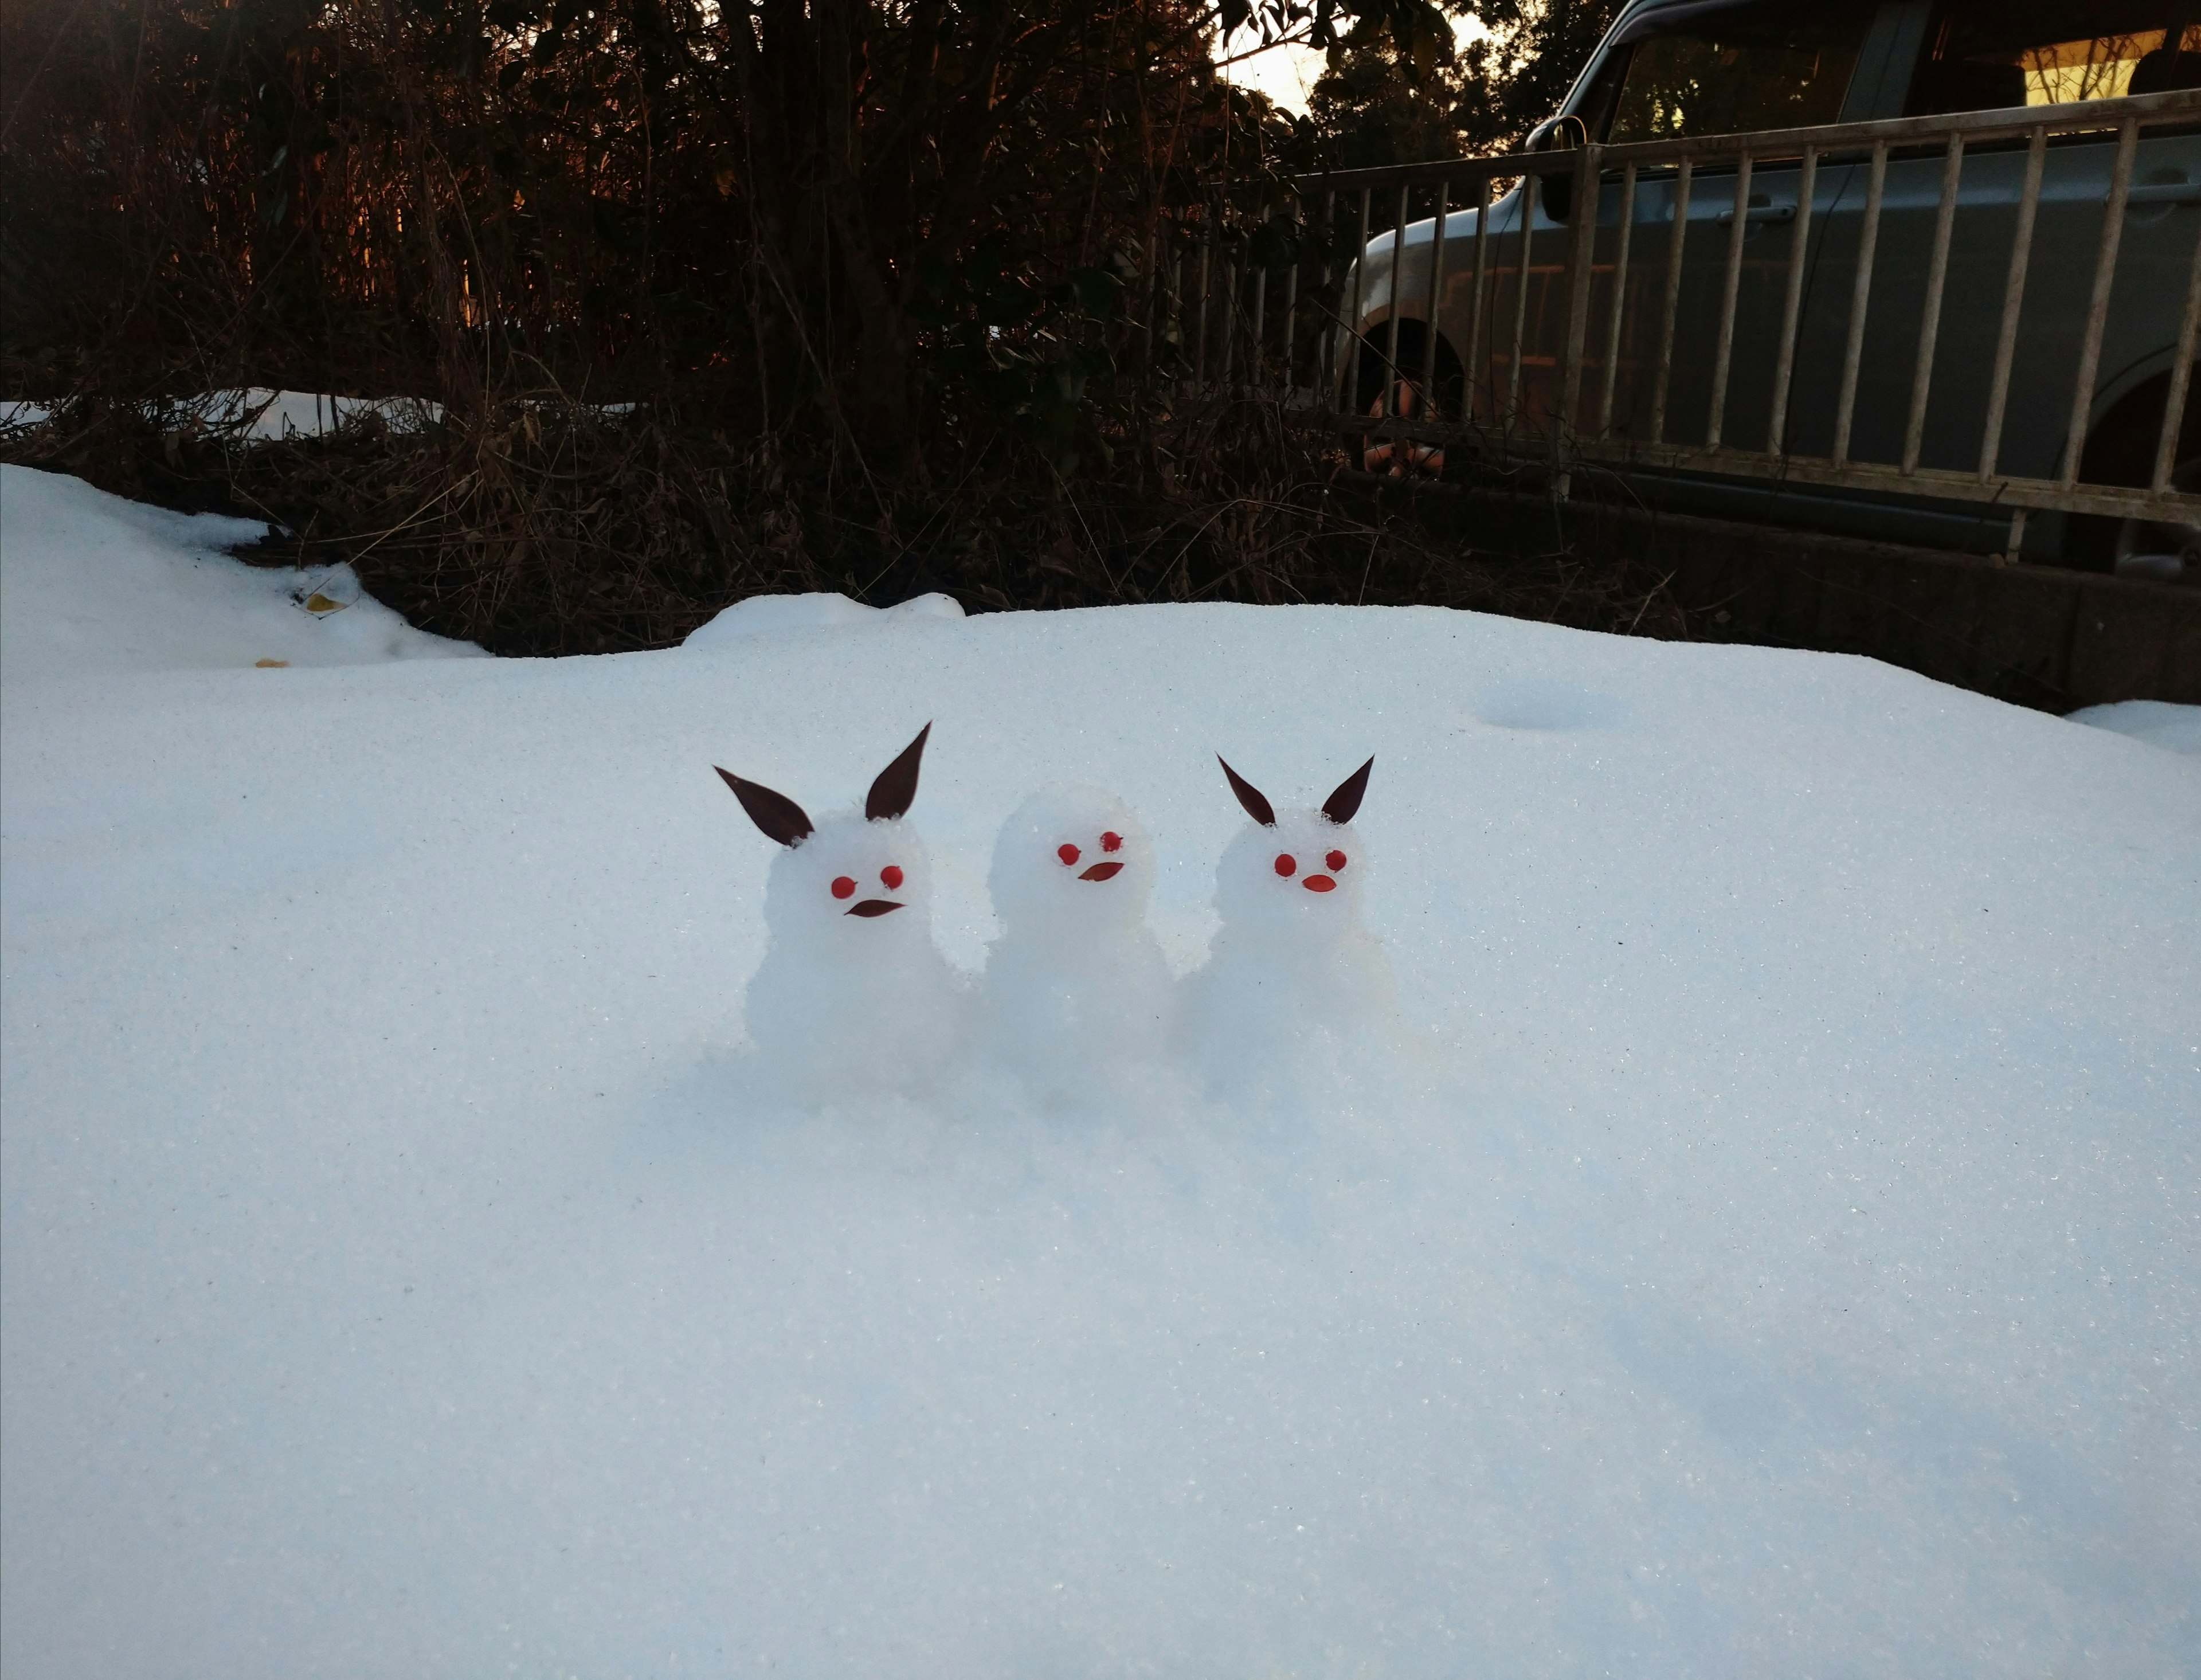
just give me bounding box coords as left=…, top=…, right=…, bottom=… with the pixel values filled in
left=1596, top=0, right=1872, bottom=143
left=1907, top=2, right=2201, bottom=115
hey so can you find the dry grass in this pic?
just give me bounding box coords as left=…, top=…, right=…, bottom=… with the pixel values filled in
left=2, top=390, right=1693, bottom=656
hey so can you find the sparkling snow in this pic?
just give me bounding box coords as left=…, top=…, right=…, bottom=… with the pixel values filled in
left=3, top=463, right=2197, bottom=1675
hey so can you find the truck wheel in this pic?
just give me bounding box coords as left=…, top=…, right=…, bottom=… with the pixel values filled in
left=1351, top=324, right=1462, bottom=477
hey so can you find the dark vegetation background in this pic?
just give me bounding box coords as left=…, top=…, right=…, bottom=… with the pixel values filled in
left=0, top=0, right=1662, bottom=655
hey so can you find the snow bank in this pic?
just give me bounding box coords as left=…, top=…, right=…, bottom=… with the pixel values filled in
left=2070, top=697, right=2201, bottom=758
left=0, top=467, right=481, bottom=684
left=684, top=588, right=965, bottom=647
left=3, top=465, right=2198, bottom=1676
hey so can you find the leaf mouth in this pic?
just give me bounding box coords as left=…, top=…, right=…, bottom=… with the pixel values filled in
left=846, top=900, right=904, bottom=917
left=1301, top=875, right=1336, bottom=892
left=1077, top=861, right=1124, bottom=882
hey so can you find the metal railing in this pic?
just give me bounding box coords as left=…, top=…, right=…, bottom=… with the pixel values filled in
left=1166, top=87, right=2201, bottom=545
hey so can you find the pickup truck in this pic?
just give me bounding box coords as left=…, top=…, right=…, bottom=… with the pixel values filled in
left=1342, top=0, right=2201, bottom=577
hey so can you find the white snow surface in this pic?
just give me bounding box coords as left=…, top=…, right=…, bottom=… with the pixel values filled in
left=3, top=462, right=2199, bottom=1675
left=0, top=468, right=481, bottom=682
left=2069, top=697, right=2201, bottom=758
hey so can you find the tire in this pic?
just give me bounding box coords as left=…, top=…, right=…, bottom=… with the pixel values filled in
left=1350, top=322, right=1465, bottom=477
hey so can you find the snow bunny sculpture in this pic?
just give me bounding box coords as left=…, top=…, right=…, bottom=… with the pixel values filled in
left=977, top=785, right=1172, bottom=1100
left=1176, top=755, right=1396, bottom=1090
left=716, top=725, right=965, bottom=1103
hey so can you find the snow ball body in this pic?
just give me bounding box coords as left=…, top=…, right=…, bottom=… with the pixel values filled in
left=745, top=808, right=966, bottom=1103
left=1177, top=800, right=1396, bottom=1090
left=977, top=785, right=1172, bottom=1097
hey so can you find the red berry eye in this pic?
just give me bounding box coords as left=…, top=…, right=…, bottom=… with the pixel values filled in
left=1058, top=843, right=1080, bottom=866
left=880, top=865, right=904, bottom=890
left=831, top=876, right=857, bottom=899
left=1274, top=853, right=1297, bottom=878
left=1326, top=850, right=1347, bottom=871
left=1100, top=831, right=1122, bottom=853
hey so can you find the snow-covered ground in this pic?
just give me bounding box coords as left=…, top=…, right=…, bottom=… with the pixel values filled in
left=3, top=461, right=2197, bottom=1675
left=1, top=387, right=440, bottom=440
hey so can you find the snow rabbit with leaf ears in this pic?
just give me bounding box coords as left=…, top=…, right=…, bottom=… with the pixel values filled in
left=716, top=725, right=966, bottom=1103
left=1176, top=755, right=1396, bottom=1088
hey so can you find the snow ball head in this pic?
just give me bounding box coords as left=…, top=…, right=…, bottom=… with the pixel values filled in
left=759, top=806, right=936, bottom=947
left=715, top=724, right=964, bottom=1099
left=717, top=722, right=935, bottom=936
left=1212, top=754, right=1373, bottom=938
left=988, top=784, right=1156, bottom=937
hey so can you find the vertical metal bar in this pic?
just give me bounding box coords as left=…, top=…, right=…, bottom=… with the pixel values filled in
left=1419, top=178, right=1450, bottom=416
left=2152, top=209, right=2201, bottom=492
left=1766, top=145, right=1818, bottom=455
left=1384, top=182, right=1409, bottom=410
left=1648, top=156, right=1693, bottom=448
left=1282, top=257, right=1301, bottom=395
left=1170, top=246, right=1184, bottom=343
left=1979, top=126, right=2047, bottom=481
left=1555, top=143, right=1603, bottom=463
left=1345, top=187, right=1371, bottom=409
left=1831, top=140, right=1887, bottom=467
left=1900, top=131, right=1966, bottom=475
left=1505, top=171, right=1535, bottom=425
left=1195, top=232, right=1213, bottom=390
left=1313, top=189, right=1334, bottom=408
left=1168, top=248, right=1183, bottom=386
left=1133, top=226, right=1156, bottom=381
left=2062, top=115, right=2141, bottom=486
left=1596, top=161, right=1638, bottom=442
left=1705, top=152, right=1754, bottom=451
left=1220, top=259, right=1240, bottom=389
left=1466, top=174, right=1493, bottom=422
left=1251, top=265, right=1268, bottom=389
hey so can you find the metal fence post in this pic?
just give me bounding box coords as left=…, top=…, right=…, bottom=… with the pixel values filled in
left=1345, top=188, right=1371, bottom=409
left=1831, top=141, right=1887, bottom=467
left=1704, top=152, right=1754, bottom=451
left=1554, top=143, right=1603, bottom=485
left=1315, top=190, right=1337, bottom=410
left=1978, top=127, right=2046, bottom=480
left=1766, top=144, right=1818, bottom=455
left=1648, top=156, right=1692, bottom=447
left=1466, top=175, right=1493, bottom=422
left=1505, top=172, right=1536, bottom=427
left=1251, top=264, right=1268, bottom=389
left=1596, top=161, right=1638, bottom=442
left=2154, top=210, right=2201, bottom=494
left=1419, top=178, right=1450, bottom=418
left=1220, top=257, right=1240, bottom=389
left=1900, top=131, right=1966, bottom=474
left=1384, top=182, right=1410, bottom=411
left=2060, top=116, right=2140, bottom=486
left=1195, top=230, right=1213, bottom=391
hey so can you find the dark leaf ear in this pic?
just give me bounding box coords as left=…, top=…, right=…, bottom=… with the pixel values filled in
left=716, top=766, right=813, bottom=847
left=865, top=722, right=931, bottom=821
left=1217, top=755, right=1276, bottom=827
left=1322, top=756, right=1373, bottom=825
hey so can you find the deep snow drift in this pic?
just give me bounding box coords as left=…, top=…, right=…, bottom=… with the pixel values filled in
left=3, top=463, right=2199, bottom=1676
